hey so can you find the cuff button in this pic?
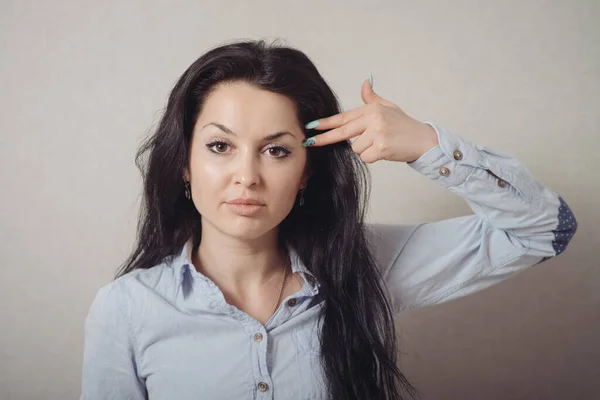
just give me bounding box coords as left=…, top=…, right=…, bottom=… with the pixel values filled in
left=439, top=167, right=450, bottom=176
left=453, top=150, right=463, bottom=160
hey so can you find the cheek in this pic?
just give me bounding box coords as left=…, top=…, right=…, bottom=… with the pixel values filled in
left=189, top=155, right=228, bottom=202
left=197, top=161, right=225, bottom=183
left=266, top=161, right=306, bottom=198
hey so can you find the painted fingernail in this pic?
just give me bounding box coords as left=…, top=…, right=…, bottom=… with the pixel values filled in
left=305, top=120, right=320, bottom=129
left=369, top=72, right=374, bottom=88
left=301, top=137, right=316, bottom=147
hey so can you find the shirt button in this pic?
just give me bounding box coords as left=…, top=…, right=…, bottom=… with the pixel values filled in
left=254, top=333, right=263, bottom=343
left=439, top=167, right=450, bottom=176
left=453, top=150, right=463, bottom=160
left=258, top=382, right=269, bottom=392
left=287, top=298, right=297, bottom=307
left=498, top=179, right=507, bottom=188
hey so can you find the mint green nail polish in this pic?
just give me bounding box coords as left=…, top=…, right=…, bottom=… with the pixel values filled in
left=305, top=120, right=320, bottom=129
left=302, top=137, right=316, bottom=147
left=369, top=72, right=374, bottom=88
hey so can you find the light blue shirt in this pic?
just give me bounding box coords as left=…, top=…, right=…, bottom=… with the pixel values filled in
left=80, top=122, right=576, bottom=399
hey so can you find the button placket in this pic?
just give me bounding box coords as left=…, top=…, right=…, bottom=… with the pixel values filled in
left=248, top=323, right=273, bottom=398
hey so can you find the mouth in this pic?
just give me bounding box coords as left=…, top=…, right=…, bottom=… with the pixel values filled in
left=225, top=198, right=265, bottom=216
left=227, top=198, right=265, bottom=206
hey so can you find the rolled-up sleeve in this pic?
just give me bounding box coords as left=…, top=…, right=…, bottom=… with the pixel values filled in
left=80, top=281, right=147, bottom=400
left=372, top=122, right=577, bottom=312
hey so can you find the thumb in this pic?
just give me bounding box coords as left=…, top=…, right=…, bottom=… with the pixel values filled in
left=360, top=77, right=397, bottom=108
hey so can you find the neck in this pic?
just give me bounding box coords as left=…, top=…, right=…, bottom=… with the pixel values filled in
left=193, top=223, right=287, bottom=293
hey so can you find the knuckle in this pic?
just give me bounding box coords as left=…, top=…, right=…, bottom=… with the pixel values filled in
left=339, top=125, right=349, bottom=137
left=330, top=114, right=343, bottom=127
left=369, top=111, right=385, bottom=125
left=374, top=108, right=385, bottom=120
left=373, top=122, right=386, bottom=134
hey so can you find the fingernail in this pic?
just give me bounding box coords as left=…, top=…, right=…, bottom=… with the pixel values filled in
left=301, top=137, right=316, bottom=147
left=305, top=120, right=320, bottom=129
left=369, top=72, right=374, bottom=88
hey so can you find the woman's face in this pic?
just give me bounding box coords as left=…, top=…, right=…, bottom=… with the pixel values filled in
left=185, top=81, right=309, bottom=240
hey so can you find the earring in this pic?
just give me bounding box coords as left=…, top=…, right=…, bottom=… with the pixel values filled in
left=184, top=181, right=191, bottom=200
left=299, top=188, right=305, bottom=206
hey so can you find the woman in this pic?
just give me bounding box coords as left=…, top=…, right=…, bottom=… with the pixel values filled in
left=80, top=40, right=577, bottom=400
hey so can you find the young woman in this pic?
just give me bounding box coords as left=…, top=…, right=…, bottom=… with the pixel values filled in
left=80, top=40, right=577, bottom=400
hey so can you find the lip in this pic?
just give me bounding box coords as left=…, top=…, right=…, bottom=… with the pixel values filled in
left=227, top=198, right=265, bottom=206
left=225, top=198, right=265, bottom=216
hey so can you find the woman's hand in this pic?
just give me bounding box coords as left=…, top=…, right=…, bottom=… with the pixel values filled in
left=302, top=78, right=439, bottom=163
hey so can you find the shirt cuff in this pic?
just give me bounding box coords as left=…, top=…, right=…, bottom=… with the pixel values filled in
left=408, top=121, right=479, bottom=188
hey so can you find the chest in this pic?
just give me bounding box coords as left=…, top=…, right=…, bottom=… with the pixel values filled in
left=134, top=301, right=327, bottom=400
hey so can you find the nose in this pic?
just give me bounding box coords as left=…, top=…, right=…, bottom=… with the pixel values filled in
left=232, top=150, right=261, bottom=188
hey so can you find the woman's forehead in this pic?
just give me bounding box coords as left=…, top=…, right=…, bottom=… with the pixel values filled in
left=196, top=82, right=301, bottom=137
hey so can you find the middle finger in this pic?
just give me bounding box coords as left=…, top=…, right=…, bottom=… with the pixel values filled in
left=304, top=117, right=368, bottom=147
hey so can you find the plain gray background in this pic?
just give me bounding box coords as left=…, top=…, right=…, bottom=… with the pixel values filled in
left=1, top=1, right=598, bottom=399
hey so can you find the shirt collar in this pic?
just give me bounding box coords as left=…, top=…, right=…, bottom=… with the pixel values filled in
left=171, top=237, right=318, bottom=290
left=172, top=237, right=194, bottom=289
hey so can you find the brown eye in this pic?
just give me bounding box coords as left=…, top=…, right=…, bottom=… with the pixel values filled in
left=269, top=148, right=283, bottom=157
left=265, top=146, right=291, bottom=158
left=206, top=141, right=231, bottom=154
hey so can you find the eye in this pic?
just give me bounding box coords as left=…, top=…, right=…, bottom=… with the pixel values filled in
left=206, top=140, right=231, bottom=154
left=264, top=146, right=291, bottom=158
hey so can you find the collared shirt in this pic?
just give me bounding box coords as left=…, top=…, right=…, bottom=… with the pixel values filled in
left=80, top=122, right=577, bottom=400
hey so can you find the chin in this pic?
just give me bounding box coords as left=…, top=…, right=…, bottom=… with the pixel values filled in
left=218, top=216, right=280, bottom=241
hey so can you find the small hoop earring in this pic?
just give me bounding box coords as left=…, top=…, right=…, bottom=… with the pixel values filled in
left=299, top=188, right=305, bottom=206
left=184, top=181, right=191, bottom=200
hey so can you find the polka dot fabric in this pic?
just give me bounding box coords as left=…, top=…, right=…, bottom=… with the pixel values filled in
left=553, top=197, right=577, bottom=255
left=541, top=197, right=577, bottom=262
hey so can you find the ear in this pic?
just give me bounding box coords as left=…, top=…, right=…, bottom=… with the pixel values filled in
left=183, top=167, right=190, bottom=182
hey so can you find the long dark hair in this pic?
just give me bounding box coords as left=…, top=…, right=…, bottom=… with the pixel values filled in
left=117, top=39, right=418, bottom=400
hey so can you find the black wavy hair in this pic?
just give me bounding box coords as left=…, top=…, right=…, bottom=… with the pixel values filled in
left=116, top=39, right=418, bottom=400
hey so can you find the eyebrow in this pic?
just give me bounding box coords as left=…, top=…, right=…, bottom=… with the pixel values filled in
left=201, top=122, right=296, bottom=140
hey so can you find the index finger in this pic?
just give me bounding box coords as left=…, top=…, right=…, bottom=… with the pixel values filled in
left=304, top=106, right=365, bottom=131
left=302, top=117, right=367, bottom=147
